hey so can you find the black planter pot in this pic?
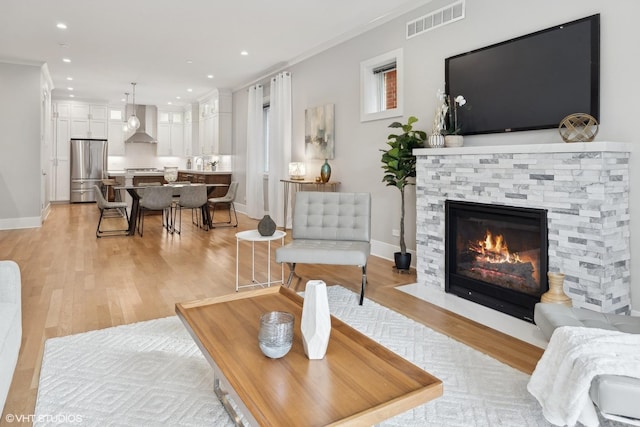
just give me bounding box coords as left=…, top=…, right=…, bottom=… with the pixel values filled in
left=394, top=252, right=412, bottom=270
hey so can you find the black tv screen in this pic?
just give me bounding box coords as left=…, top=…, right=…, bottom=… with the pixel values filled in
left=445, top=14, right=600, bottom=135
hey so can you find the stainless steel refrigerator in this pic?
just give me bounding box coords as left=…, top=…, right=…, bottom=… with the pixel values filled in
left=70, top=138, right=108, bottom=203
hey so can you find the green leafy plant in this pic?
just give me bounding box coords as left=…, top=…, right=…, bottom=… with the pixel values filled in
left=380, top=116, right=426, bottom=255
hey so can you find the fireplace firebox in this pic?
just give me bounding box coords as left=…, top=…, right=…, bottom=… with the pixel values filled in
left=445, top=200, right=548, bottom=322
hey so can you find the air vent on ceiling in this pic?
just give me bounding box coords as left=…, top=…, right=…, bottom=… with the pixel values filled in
left=406, top=0, right=465, bottom=39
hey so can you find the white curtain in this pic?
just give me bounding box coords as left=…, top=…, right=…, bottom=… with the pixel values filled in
left=245, top=84, right=264, bottom=219
left=268, top=72, right=292, bottom=228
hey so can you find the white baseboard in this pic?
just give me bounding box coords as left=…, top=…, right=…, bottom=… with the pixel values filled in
left=0, top=216, right=41, bottom=230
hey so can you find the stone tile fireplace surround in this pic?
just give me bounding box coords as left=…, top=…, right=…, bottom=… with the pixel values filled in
left=415, top=142, right=631, bottom=314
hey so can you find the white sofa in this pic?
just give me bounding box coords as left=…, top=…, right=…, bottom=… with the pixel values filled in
left=535, top=303, right=640, bottom=423
left=0, top=260, right=21, bottom=414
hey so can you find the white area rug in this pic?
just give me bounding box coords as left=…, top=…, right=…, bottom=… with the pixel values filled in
left=35, top=286, right=620, bottom=426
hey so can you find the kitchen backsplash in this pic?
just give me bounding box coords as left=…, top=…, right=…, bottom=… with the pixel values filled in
left=108, top=142, right=231, bottom=171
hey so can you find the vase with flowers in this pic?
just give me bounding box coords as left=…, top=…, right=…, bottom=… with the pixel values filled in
left=437, top=89, right=467, bottom=147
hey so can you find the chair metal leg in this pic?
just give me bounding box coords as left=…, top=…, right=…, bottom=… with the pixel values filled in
left=96, top=208, right=129, bottom=238
left=210, top=202, right=239, bottom=228
left=359, top=265, right=367, bottom=305
left=285, top=263, right=296, bottom=287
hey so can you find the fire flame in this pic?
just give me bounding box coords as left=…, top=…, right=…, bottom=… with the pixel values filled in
left=474, top=230, right=521, bottom=263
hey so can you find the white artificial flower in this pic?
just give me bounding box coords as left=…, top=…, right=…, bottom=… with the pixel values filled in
left=455, top=95, right=466, bottom=106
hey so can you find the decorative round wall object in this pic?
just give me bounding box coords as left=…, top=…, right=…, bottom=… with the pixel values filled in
left=558, top=113, right=599, bottom=143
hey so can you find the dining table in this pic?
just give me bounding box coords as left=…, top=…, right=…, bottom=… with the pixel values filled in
left=114, top=183, right=229, bottom=236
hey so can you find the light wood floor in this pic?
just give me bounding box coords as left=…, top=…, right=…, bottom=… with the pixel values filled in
left=0, top=203, right=543, bottom=424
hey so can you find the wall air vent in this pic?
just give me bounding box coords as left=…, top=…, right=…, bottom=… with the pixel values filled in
left=406, top=0, right=465, bottom=39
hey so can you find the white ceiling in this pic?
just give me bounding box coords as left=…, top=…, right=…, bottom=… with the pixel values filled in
left=0, top=0, right=429, bottom=107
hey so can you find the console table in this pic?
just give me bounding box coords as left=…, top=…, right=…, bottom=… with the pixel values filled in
left=280, top=179, right=340, bottom=229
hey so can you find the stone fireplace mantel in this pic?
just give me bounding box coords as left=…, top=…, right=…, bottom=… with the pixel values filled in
left=414, top=141, right=632, bottom=314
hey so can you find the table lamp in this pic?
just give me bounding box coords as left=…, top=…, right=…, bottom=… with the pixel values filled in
left=288, top=162, right=306, bottom=180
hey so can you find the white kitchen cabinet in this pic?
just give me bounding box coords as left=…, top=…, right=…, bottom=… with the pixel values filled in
left=52, top=103, right=71, bottom=201
left=183, top=108, right=193, bottom=156
left=157, top=109, right=184, bottom=156
left=107, top=106, right=126, bottom=156
left=70, top=103, right=108, bottom=139
left=197, top=89, right=232, bottom=155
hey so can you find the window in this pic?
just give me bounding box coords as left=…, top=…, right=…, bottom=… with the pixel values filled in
left=360, top=48, right=403, bottom=122
left=263, top=103, right=270, bottom=172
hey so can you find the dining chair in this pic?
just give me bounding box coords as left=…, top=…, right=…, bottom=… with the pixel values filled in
left=208, top=181, right=239, bottom=228
left=93, top=185, right=129, bottom=238
left=175, top=185, right=209, bottom=233
left=137, top=186, right=174, bottom=236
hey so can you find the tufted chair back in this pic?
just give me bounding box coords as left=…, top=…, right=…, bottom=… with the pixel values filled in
left=292, top=192, right=370, bottom=242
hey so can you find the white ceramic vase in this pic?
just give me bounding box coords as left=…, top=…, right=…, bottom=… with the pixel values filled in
left=428, top=133, right=445, bottom=148
left=301, top=280, right=331, bottom=359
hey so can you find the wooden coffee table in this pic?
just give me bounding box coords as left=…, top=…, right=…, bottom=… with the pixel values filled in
left=176, top=286, right=442, bottom=426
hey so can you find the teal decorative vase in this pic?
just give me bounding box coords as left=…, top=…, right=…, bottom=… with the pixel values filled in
left=320, top=159, right=331, bottom=183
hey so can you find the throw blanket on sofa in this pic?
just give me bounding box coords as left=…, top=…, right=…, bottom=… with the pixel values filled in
left=527, top=326, right=640, bottom=427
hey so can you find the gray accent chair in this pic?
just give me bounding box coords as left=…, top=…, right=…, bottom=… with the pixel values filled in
left=535, top=303, right=640, bottom=423
left=94, top=185, right=129, bottom=238
left=209, top=181, right=239, bottom=228
left=276, top=192, right=371, bottom=305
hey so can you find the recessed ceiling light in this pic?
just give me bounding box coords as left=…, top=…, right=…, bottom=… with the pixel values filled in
left=62, top=58, right=71, bottom=63
left=186, top=60, right=193, bottom=64
left=69, top=94, right=75, bottom=98
left=207, top=74, right=214, bottom=79
left=187, top=88, right=193, bottom=92
left=240, top=50, right=249, bottom=56
left=120, top=98, right=125, bottom=102
left=66, top=76, right=73, bottom=81
left=56, top=23, right=67, bottom=30
left=67, top=87, right=73, bottom=91
left=167, top=101, right=173, bottom=105
left=176, top=96, right=181, bottom=100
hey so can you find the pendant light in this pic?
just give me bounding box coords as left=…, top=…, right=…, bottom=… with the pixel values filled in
left=127, top=82, right=140, bottom=130
left=122, top=92, right=131, bottom=132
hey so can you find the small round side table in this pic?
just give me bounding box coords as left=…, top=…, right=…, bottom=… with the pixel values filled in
left=235, top=229, right=286, bottom=291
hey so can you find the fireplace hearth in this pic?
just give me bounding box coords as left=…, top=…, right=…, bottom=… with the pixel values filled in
left=445, top=200, right=548, bottom=322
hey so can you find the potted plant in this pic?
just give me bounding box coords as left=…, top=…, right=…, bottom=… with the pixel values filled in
left=380, top=116, right=426, bottom=270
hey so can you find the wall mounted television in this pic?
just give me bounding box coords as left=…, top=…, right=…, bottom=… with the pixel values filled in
left=445, top=14, right=600, bottom=135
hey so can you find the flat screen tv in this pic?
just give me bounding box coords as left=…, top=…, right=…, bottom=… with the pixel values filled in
left=445, top=14, right=600, bottom=135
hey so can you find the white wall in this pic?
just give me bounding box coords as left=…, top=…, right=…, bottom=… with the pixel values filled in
left=0, top=62, right=42, bottom=229
left=232, top=0, right=640, bottom=311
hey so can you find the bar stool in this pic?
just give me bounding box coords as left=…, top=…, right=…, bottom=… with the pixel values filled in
left=101, top=178, right=121, bottom=202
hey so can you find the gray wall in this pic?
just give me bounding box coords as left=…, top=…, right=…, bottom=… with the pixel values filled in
left=0, top=62, right=42, bottom=225
left=232, top=0, right=640, bottom=310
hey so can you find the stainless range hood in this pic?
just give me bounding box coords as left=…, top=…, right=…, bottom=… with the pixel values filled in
left=125, top=105, right=157, bottom=143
